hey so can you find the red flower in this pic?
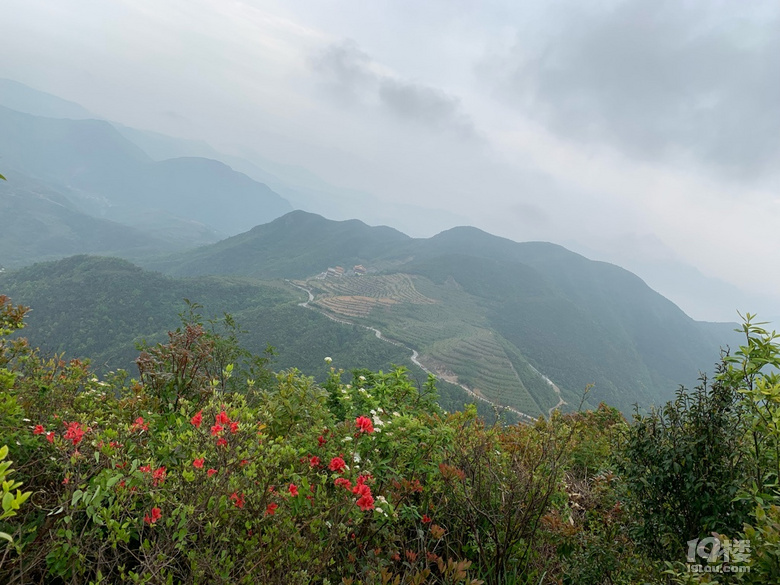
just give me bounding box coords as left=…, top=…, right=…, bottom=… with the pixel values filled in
left=216, top=437, right=228, bottom=447
left=288, top=483, right=299, bottom=497
left=62, top=476, right=70, bottom=485
left=334, top=477, right=352, bottom=490
left=352, top=482, right=371, bottom=497
left=190, top=410, right=203, bottom=428
left=144, top=506, right=162, bottom=525
left=422, top=514, right=432, bottom=524
left=130, top=417, right=148, bottom=432
left=317, top=435, right=327, bottom=447
left=355, top=416, right=374, bottom=434
left=33, top=424, right=45, bottom=435
left=63, top=421, right=85, bottom=445
left=207, top=468, right=218, bottom=477
left=152, top=466, right=166, bottom=486
left=139, top=464, right=152, bottom=473
left=265, top=502, right=278, bottom=516
left=210, top=424, right=224, bottom=436
left=45, top=431, right=55, bottom=443
left=230, top=492, right=245, bottom=508
left=215, top=411, right=230, bottom=425
left=229, top=421, right=240, bottom=434
left=240, top=459, right=249, bottom=467
left=356, top=493, right=374, bottom=511
left=309, top=456, right=321, bottom=467
left=193, top=458, right=205, bottom=469
left=328, top=457, right=346, bottom=473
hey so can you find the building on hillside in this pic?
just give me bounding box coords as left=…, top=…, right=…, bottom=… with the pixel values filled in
left=353, top=264, right=366, bottom=275
left=325, top=266, right=345, bottom=278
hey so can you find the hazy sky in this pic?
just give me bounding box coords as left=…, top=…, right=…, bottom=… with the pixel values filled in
left=3, top=0, right=779, bottom=319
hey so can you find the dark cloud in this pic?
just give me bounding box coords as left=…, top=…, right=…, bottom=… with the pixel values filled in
left=311, top=40, right=478, bottom=139
left=496, top=0, right=780, bottom=177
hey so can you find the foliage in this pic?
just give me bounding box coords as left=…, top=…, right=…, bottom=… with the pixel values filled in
left=0, top=294, right=660, bottom=584
left=620, top=369, right=751, bottom=561
left=15, top=293, right=780, bottom=583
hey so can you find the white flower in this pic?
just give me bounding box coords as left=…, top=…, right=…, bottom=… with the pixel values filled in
left=392, top=411, right=401, bottom=417
left=342, top=436, right=353, bottom=442
left=324, top=357, right=332, bottom=364
left=372, top=415, right=384, bottom=427
left=353, top=452, right=361, bottom=463
left=359, top=375, right=366, bottom=381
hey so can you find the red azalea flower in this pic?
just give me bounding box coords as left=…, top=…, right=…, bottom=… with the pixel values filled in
left=45, top=431, right=55, bottom=443
left=422, top=514, right=432, bottom=524
left=352, top=483, right=371, bottom=497
left=240, top=459, right=249, bottom=467
left=33, top=424, right=45, bottom=435
left=215, top=410, right=230, bottom=425
left=152, top=466, right=166, bottom=486
left=210, top=423, right=224, bottom=436
left=216, top=437, right=228, bottom=447
left=355, top=415, right=374, bottom=434
left=144, top=506, right=162, bottom=525
left=356, top=493, right=374, bottom=511
left=230, top=492, right=245, bottom=508
left=317, top=435, right=327, bottom=447
left=190, top=410, right=203, bottom=428
left=334, top=477, right=352, bottom=490
left=265, top=502, right=278, bottom=516
left=309, top=456, right=320, bottom=467
left=63, top=421, right=85, bottom=445
left=328, top=456, right=346, bottom=473
left=229, top=421, right=239, bottom=434
left=193, top=458, right=205, bottom=469
left=130, top=417, right=148, bottom=432
left=288, top=483, right=299, bottom=497
left=139, top=464, right=152, bottom=473
left=207, top=468, right=218, bottom=477
left=62, top=476, right=70, bottom=485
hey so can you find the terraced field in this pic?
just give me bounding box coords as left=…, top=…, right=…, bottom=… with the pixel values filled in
left=304, top=274, right=436, bottom=318
left=424, top=329, right=547, bottom=416
left=295, top=272, right=568, bottom=417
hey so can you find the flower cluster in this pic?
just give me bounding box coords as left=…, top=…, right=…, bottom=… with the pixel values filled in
left=334, top=474, right=374, bottom=511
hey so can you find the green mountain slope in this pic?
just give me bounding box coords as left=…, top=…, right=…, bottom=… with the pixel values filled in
left=145, top=211, right=738, bottom=413
left=0, top=255, right=491, bottom=417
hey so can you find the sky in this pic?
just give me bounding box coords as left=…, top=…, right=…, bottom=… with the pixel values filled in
left=2, top=0, right=779, bottom=321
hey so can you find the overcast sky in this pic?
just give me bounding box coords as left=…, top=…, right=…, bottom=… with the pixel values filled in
left=2, top=0, right=779, bottom=320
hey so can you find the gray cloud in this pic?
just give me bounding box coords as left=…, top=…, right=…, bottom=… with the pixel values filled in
left=495, top=0, right=780, bottom=177
left=311, top=40, right=479, bottom=139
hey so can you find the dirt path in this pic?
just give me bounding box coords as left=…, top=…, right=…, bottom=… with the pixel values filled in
left=288, top=281, right=537, bottom=423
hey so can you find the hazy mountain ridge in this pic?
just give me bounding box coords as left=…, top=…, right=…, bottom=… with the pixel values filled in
left=0, top=105, right=293, bottom=261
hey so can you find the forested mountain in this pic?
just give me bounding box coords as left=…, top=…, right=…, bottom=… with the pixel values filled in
left=142, top=212, right=744, bottom=413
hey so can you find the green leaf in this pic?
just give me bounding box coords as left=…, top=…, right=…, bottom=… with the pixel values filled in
left=2, top=492, right=13, bottom=513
